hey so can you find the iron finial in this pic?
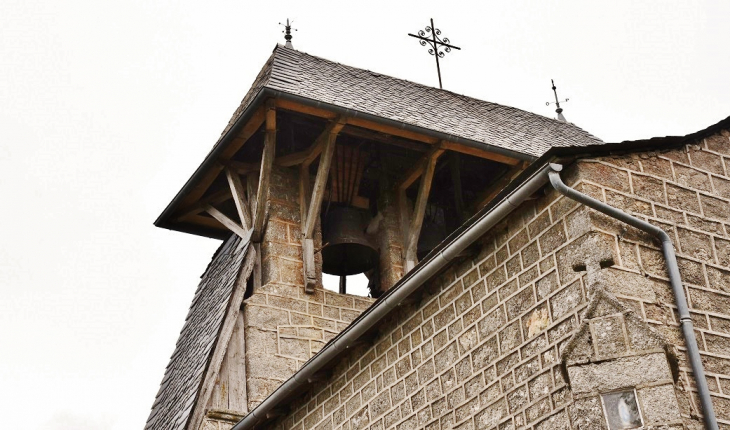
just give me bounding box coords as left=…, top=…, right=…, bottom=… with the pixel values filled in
left=546, top=79, right=569, bottom=122
left=279, top=19, right=296, bottom=49
left=408, top=18, right=461, bottom=89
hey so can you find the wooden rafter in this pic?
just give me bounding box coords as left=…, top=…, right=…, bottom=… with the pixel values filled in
left=275, top=118, right=345, bottom=167
left=180, top=105, right=267, bottom=209
left=251, top=101, right=276, bottom=243
left=273, top=98, right=523, bottom=166
left=397, top=146, right=445, bottom=192
left=225, top=167, right=251, bottom=231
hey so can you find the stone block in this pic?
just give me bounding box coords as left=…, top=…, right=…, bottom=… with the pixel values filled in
left=550, top=280, right=583, bottom=321
left=539, top=223, right=568, bottom=255
left=568, top=395, right=606, bottom=430
left=534, top=409, right=570, bottom=430
left=677, top=227, right=713, bottom=262
left=666, top=183, right=700, bottom=214
left=674, top=163, right=712, bottom=192
left=641, top=156, right=673, bottom=179
left=637, top=384, right=681, bottom=424
left=505, top=286, right=536, bottom=321
left=475, top=398, right=507, bottom=430
left=590, top=315, right=627, bottom=358
left=566, top=352, right=671, bottom=395
left=498, top=320, right=523, bottom=354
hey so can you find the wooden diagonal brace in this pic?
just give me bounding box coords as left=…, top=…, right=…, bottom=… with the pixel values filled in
left=397, top=146, right=444, bottom=271
left=205, top=205, right=248, bottom=239
left=225, top=167, right=252, bottom=231
left=299, top=118, right=344, bottom=294
left=251, top=101, right=276, bottom=243
left=275, top=119, right=346, bottom=167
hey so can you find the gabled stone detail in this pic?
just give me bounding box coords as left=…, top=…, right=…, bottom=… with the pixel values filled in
left=561, top=287, right=672, bottom=368
left=561, top=287, right=683, bottom=429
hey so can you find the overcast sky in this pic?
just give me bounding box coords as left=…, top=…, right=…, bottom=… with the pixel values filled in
left=2, top=1, right=729, bottom=429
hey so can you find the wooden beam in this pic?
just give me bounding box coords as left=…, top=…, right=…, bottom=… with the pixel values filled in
left=440, top=140, right=522, bottom=166
left=226, top=160, right=260, bottom=176
left=396, top=146, right=445, bottom=192
left=205, top=205, right=248, bottom=239
left=450, top=152, right=465, bottom=224
left=472, top=162, right=529, bottom=210
left=274, top=98, right=523, bottom=167
left=180, top=105, right=266, bottom=208
left=175, top=189, right=232, bottom=221
left=303, top=129, right=338, bottom=239
left=225, top=167, right=251, bottom=231
left=340, top=125, right=430, bottom=153
left=275, top=118, right=345, bottom=167
left=252, top=101, right=276, bottom=242
left=404, top=151, right=439, bottom=269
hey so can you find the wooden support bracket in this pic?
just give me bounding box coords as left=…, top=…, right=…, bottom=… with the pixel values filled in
left=205, top=205, right=248, bottom=239
left=225, top=167, right=252, bottom=231
left=299, top=118, right=344, bottom=294
left=251, top=101, right=276, bottom=243
left=395, top=146, right=444, bottom=271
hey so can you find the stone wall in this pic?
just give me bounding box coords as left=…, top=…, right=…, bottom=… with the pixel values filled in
left=266, top=164, right=604, bottom=430
left=260, top=128, right=730, bottom=430
left=570, top=128, right=730, bottom=427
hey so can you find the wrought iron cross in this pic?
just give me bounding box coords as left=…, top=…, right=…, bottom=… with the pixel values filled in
left=408, top=18, right=461, bottom=89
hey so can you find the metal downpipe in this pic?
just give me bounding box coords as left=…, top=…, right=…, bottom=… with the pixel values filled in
left=547, top=164, right=718, bottom=430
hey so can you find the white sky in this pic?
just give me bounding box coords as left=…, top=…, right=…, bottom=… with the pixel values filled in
left=1, top=1, right=729, bottom=429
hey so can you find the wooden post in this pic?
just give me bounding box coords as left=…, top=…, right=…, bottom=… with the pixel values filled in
left=300, top=119, right=344, bottom=294
left=251, top=101, right=276, bottom=242
left=395, top=146, right=444, bottom=271
left=225, top=167, right=252, bottom=231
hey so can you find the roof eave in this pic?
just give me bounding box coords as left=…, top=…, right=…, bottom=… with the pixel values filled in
left=154, top=87, right=537, bottom=235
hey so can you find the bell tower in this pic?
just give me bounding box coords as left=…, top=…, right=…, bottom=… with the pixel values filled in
left=150, top=45, right=532, bottom=430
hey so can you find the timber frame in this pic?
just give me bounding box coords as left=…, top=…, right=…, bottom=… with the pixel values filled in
left=156, top=93, right=532, bottom=275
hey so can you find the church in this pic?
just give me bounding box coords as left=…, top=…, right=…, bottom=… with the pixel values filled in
left=145, top=40, right=730, bottom=430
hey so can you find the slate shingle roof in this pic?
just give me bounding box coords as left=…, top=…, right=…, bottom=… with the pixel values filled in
left=221, top=45, right=603, bottom=158
left=145, top=235, right=250, bottom=430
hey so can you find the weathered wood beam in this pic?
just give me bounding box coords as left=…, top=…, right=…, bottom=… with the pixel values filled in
left=273, top=98, right=523, bottom=165
left=205, top=205, right=248, bottom=239
left=396, top=146, right=445, bottom=192
left=275, top=118, right=345, bottom=167
left=404, top=151, right=439, bottom=270
left=472, top=162, right=529, bottom=210
left=226, top=160, right=260, bottom=176
left=340, top=125, right=430, bottom=153
left=303, top=129, right=338, bottom=239
left=175, top=189, right=232, bottom=221
left=225, top=167, right=252, bottom=231
left=450, top=152, right=465, bottom=224
left=440, top=140, right=521, bottom=166
left=180, top=105, right=266, bottom=208
left=252, top=101, right=276, bottom=243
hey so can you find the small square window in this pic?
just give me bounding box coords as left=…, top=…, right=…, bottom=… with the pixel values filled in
left=601, top=389, right=643, bottom=430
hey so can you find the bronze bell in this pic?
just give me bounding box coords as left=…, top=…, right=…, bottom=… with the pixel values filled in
left=321, top=206, right=379, bottom=276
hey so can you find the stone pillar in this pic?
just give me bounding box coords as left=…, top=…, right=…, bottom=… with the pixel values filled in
left=242, top=165, right=375, bottom=412
left=375, top=190, right=405, bottom=292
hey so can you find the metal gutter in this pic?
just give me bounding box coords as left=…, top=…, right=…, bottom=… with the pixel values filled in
left=231, top=163, right=554, bottom=430
left=548, top=164, right=719, bottom=430
left=155, top=88, right=536, bottom=234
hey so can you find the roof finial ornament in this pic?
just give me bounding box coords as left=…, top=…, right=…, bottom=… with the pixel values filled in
left=546, top=79, right=569, bottom=122
left=279, top=19, right=296, bottom=49
left=408, top=18, right=461, bottom=89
